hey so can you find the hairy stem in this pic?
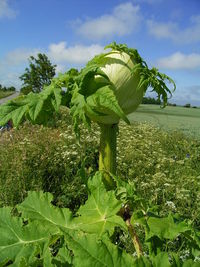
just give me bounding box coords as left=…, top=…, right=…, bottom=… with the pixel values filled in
left=126, top=218, right=143, bottom=258
left=99, top=123, right=117, bottom=189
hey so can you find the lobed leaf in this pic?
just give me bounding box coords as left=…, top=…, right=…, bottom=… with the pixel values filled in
left=18, top=172, right=127, bottom=237
left=0, top=84, right=63, bottom=127
left=74, top=172, right=127, bottom=236
left=0, top=70, right=77, bottom=127
left=0, top=207, right=51, bottom=266
left=18, top=191, right=75, bottom=233
left=145, top=214, right=190, bottom=241
left=86, top=85, right=130, bottom=124
left=63, top=230, right=136, bottom=267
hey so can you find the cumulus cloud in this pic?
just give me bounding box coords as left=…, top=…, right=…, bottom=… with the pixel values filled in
left=73, top=2, right=141, bottom=40
left=0, top=0, right=16, bottom=18
left=157, top=52, right=200, bottom=70
left=0, top=43, right=105, bottom=88
left=48, top=42, right=104, bottom=64
left=1, top=48, right=40, bottom=66
left=147, top=15, right=200, bottom=44
left=0, top=48, right=40, bottom=88
left=172, top=85, right=200, bottom=106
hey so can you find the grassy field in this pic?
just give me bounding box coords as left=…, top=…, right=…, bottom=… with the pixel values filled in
left=129, top=104, right=200, bottom=139
left=0, top=91, right=14, bottom=99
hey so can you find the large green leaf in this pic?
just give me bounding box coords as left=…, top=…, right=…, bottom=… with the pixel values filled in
left=0, top=78, right=63, bottom=127
left=52, top=246, right=72, bottom=266
left=151, top=252, right=171, bottom=267
left=70, top=84, right=91, bottom=137
left=86, top=85, right=130, bottom=124
left=77, top=65, right=110, bottom=97
left=131, top=212, right=190, bottom=241
left=182, top=260, right=200, bottom=267
left=0, top=207, right=51, bottom=266
left=63, top=230, right=136, bottom=267
left=74, top=172, right=127, bottom=236
left=18, top=191, right=74, bottom=232
left=145, top=214, right=190, bottom=241
left=18, top=173, right=127, bottom=237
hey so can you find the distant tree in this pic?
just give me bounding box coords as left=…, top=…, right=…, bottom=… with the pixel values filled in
left=0, top=84, right=16, bottom=92
left=142, top=97, right=161, bottom=105
left=1, top=86, right=8, bottom=91
left=7, top=86, right=16, bottom=91
left=184, top=103, right=191, bottom=108
left=168, top=102, right=176, bottom=106
left=20, top=53, right=56, bottom=94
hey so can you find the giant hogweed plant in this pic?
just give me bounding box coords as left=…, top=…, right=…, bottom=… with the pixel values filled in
left=0, top=43, right=199, bottom=266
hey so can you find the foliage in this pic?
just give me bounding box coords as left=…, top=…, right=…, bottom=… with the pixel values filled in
left=1, top=42, right=199, bottom=264
left=142, top=97, right=161, bottom=105
left=0, top=84, right=16, bottom=99
left=0, top=109, right=96, bottom=211
left=0, top=91, right=14, bottom=100
left=0, top=172, right=199, bottom=266
left=117, top=122, right=200, bottom=229
left=20, top=53, right=56, bottom=94
left=0, top=112, right=200, bottom=226
left=184, top=103, right=191, bottom=108
left=0, top=84, right=16, bottom=92
left=0, top=43, right=175, bottom=137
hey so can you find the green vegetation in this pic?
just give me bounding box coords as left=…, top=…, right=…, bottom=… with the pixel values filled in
left=0, top=84, right=16, bottom=99
left=0, top=111, right=200, bottom=264
left=142, top=96, right=161, bottom=105
left=0, top=90, right=14, bottom=99
left=20, top=53, right=56, bottom=94
left=0, top=43, right=199, bottom=265
left=129, top=104, right=200, bottom=138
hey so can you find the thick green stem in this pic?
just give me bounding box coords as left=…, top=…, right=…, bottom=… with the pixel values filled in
left=99, top=123, right=142, bottom=258
left=99, top=123, right=118, bottom=189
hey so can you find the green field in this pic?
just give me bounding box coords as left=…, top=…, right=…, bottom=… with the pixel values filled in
left=129, top=104, right=200, bottom=138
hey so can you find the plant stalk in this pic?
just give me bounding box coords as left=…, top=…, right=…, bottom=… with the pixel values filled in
left=99, top=123, right=143, bottom=258
left=99, top=123, right=117, bottom=189
left=126, top=218, right=143, bottom=258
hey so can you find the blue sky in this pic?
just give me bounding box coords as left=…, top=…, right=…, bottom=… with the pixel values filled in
left=0, top=0, right=200, bottom=106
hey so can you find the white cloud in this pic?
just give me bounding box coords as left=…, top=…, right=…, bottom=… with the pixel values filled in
left=0, top=48, right=41, bottom=88
left=48, top=42, right=104, bottom=64
left=0, top=42, right=105, bottom=88
left=157, top=52, right=200, bottom=70
left=0, top=0, right=16, bottom=18
left=172, top=85, right=200, bottom=106
left=147, top=15, right=200, bottom=44
left=73, top=2, right=141, bottom=40
left=2, top=48, right=40, bottom=66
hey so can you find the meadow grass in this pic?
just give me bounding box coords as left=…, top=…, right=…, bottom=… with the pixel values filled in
left=0, top=110, right=199, bottom=229
left=128, top=104, right=200, bottom=139
left=0, top=109, right=199, bottom=258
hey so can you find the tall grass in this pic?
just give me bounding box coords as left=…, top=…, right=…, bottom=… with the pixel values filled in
left=0, top=110, right=199, bottom=228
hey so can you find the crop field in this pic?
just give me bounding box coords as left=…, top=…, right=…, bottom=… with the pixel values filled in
left=129, top=104, right=200, bottom=139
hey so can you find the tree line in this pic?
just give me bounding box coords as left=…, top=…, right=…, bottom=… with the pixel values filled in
left=0, top=84, right=16, bottom=92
